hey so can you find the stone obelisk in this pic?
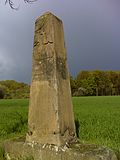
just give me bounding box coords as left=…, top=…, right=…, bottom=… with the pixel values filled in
left=26, top=12, right=76, bottom=146
left=4, top=12, right=118, bottom=160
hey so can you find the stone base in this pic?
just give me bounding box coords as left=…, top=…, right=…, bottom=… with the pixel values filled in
left=4, top=137, right=117, bottom=160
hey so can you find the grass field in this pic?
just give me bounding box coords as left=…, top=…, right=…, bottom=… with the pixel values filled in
left=0, top=96, right=120, bottom=159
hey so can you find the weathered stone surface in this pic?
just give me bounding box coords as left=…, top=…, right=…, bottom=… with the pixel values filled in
left=4, top=138, right=118, bottom=160
left=26, top=12, right=76, bottom=146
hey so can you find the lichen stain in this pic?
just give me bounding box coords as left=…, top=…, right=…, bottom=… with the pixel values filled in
left=56, top=56, right=67, bottom=80
left=32, top=51, right=54, bottom=81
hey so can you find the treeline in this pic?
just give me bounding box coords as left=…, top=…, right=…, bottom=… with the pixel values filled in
left=0, top=80, right=30, bottom=99
left=70, top=70, right=120, bottom=96
left=0, top=70, right=120, bottom=99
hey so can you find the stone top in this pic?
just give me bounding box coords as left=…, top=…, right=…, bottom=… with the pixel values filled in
left=35, top=11, right=62, bottom=24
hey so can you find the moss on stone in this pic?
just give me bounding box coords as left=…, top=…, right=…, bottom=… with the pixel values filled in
left=3, top=138, right=118, bottom=160
left=70, top=142, right=98, bottom=153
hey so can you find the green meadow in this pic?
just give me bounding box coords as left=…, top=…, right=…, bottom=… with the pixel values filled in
left=0, top=96, right=120, bottom=159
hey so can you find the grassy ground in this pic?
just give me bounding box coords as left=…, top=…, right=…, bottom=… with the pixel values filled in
left=73, top=96, right=120, bottom=158
left=0, top=99, right=28, bottom=142
left=0, top=96, right=120, bottom=159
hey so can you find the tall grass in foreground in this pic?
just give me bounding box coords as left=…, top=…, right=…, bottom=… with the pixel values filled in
left=73, top=96, right=120, bottom=158
left=0, top=97, right=120, bottom=158
left=0, top=99, right=28, bottom=141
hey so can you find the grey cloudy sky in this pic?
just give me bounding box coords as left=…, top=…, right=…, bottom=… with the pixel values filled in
left=0, top=0, right=120, bottom=83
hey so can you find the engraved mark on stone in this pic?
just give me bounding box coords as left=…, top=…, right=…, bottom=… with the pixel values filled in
left=43, top=41, right=53, bottom=45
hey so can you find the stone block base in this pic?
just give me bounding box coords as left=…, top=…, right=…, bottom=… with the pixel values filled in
left=4, top=137, right=117, bottom=160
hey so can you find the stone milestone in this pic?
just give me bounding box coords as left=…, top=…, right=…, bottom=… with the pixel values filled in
left=3, top=12, right=118, bottom=160
left=26, top=12, right=76, bottom=146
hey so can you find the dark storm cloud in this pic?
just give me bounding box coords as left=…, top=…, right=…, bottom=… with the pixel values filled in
left=0, top=0, right=120, bottom=82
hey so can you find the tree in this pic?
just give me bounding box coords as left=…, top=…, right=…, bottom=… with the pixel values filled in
left=5, top=0, right=37, bottom=9
left=70, top=76, right=77, bottom=96
left=76, top=71, right=90, bottom=90
left=0, top=89, right=4, bottom=99
left=0, top=84, right=7, bottom=99
left=0, top=80, right=30, bottom=99
left=91, top=70, right=107, bottom=96
left=77, top=71, right=90, bottom=82
left=117, top=72, right=120, bottom=95
left=79, top=76, right=97, bottom=96
left=107, top=71, right=119, bottom=95
left=76, top=71, right=97, bottom=96
left=76, top=70, right=120, bottom=96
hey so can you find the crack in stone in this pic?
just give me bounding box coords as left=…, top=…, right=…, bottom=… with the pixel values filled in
left=34, top=41, right=39, bottom=47
left=43, top=41, right=53, bottom=45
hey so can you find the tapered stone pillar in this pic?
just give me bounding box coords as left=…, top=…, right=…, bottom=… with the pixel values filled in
left=26, top=12, right=76, bottom=146
left=4, top=12, right=118, bottom=160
